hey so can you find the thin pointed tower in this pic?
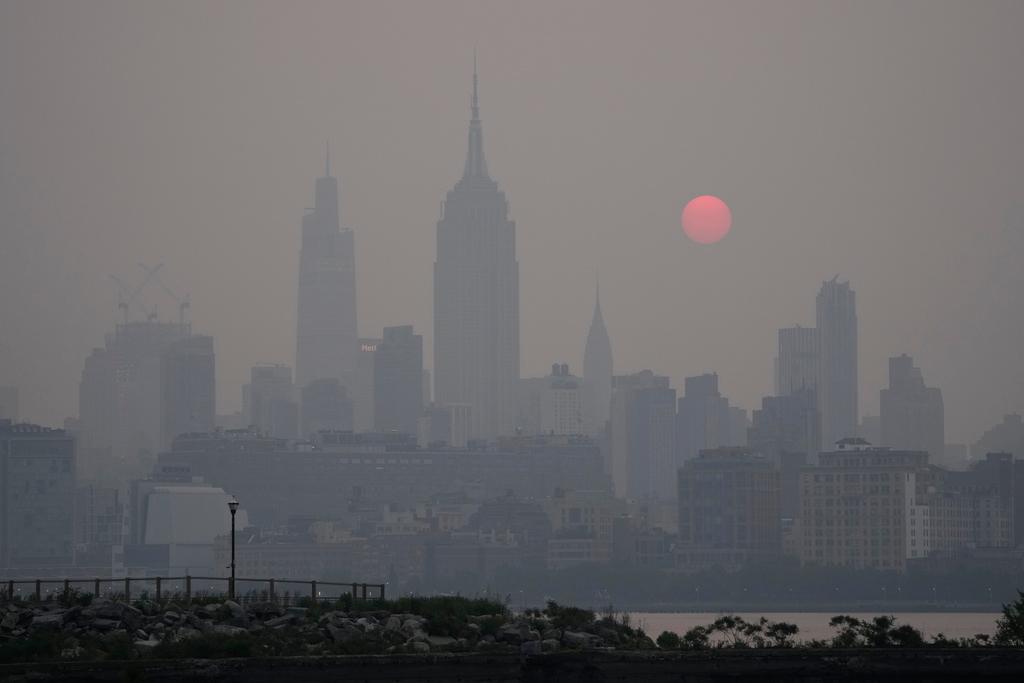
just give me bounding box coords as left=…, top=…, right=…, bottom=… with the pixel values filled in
left=583, top=279, right=613, bottom=436
left=434, top=58, right=519, bottom=439
left=295, top=143, right=358, bottom=392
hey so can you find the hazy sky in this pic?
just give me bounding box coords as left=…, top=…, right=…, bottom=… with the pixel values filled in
left=1, top=1, right=1022, bottom=444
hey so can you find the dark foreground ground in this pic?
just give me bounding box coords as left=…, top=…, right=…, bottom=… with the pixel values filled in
left=3, top=649, right=1024, bottom=682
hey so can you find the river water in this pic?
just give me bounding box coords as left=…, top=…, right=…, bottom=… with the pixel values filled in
left=631, top=612, right=1000, bottom=641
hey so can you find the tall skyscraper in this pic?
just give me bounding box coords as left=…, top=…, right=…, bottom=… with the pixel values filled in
left=0, top=421, right=75, bottom=568
left=676, top=373, right=731, bottom=463
left=880, top=354, right=944, bottom=459
left=352, top=338, right=381, bottom=432
left=373, top=325, right=424, bottom=436
left=160, top=334, right=216, bottom=447
left=747, top=389, right=821, bottom=462
left=540, top=363, right=582, bottom=436
left=776, top=326, right=818, bottom=396
left=747, top=389, right=820, bottom=519
left=243, top=364, right=298, bottom=439
left=79, top=320, right=205, bottom=483
left=816, top=278, right=858, bottom=448
left=434, top=62, right=519, bottom=439
left=300, top=378, right=353, bottom=437
left=609, top=371, right=677, bottom=501
left=582, top=283, right=613, bottom=437
left=295, top=149, right=358, bottom=392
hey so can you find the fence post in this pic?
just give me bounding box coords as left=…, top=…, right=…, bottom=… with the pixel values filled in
left=361, top=583, right=367, bottom=600
left=380, top=583, right=385, bottom=602
left=186, top=576, right=192, bottom=604
left=94, top=578, right=100, bottom=599
left=34, top=579, right=41, bottom=602
left=7, top=580, right=13, bottom=602
left=311, top=580, right=317, bottom=605
left=124, top=577, right=130, bottom=603
left=63, top=579, right=70, bottom=603
left=155, top=576, right=162, bottom=603
left=352, top=583, right=358, bottom=602
left=269, top=579, right=275, bottom=603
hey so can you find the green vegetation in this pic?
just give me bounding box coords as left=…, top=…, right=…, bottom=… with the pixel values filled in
left=1, top=592, right=1023, bottom=664
left=995, top=590, right=1024, bottom=646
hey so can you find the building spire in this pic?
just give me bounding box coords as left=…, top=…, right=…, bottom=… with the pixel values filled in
left=472, top=48, right=479, bottom=122
left=462, top=51, right=490, bottom=182
left=325, top=141, right=331, bottom=177
left=591, top=275, right=605, bottom=330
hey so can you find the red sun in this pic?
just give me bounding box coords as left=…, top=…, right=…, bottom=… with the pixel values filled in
left=682, top=195, right=732, bottom=245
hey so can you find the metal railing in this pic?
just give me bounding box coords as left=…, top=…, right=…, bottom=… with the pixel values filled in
left=0, top=576, right=386, bottom=605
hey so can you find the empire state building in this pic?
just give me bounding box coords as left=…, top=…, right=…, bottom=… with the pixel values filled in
left=434, top=63, right=519, bottom=440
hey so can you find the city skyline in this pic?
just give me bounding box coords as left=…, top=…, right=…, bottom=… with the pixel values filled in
left=2, top=2, right=1023, bottom=445
left=5, top=4, right=1024, bottom=647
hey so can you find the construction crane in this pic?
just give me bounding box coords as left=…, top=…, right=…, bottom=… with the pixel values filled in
left=108, top=263, right=163, bottom=324
left=139, top=262, right=191, bottom=328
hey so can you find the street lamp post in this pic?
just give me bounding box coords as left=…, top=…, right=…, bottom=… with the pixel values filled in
left=228, top=496, right=239, bottom=600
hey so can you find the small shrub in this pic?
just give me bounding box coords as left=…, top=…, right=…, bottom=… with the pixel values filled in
left=681, top=625, right=710, bottom=650
left=543, top=600, right=594, bottom=631
left=828, top=614, right=924, bottom=648
left=995, top=590, right=1024, bottom=646
left=656, top=630, right=681, bottom=649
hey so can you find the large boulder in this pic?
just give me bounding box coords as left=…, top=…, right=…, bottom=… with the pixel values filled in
left=264, top=615, right=296, bottom=629
left=90, top=618, right=121, bottom=632
left=400, top=617, right=425, bottom=637
left=427, top=635, right=457, bottom=651
left=497, top=623, right=522, bottom=644
left=196, top=603, right=221, bottom=620
left=173, top=626, right=203, bottom=641
left=29, top=611, right=66, bottom=631
left=223, top=600, right=244, bottom=618
left=541, top=627, right=561, bottom=641
left=85, top=600, right=124, bottom=621
left=134, top=639, right=160, bottom=654
left=326, top=623, right=362, bottom=644
left=120, top=605, right=144, bottom=630
left=223, top=600, right=248, bottom=627
left=1, top=610, right=21, bottom=631
left=248, top=602, right=284, bottom=619
left=562, top=630, right=598, bottom=648
left=212, top=624, right=248, bottom=637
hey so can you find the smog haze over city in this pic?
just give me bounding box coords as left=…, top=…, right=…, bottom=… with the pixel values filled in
left=2, top=0, right=1021, bottom=443
left=4, top=0, right=1024, bottom=656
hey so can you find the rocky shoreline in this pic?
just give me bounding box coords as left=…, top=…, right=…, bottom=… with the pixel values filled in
left=3, top=596, right=1024, bottom=680
left=0, top=595, right=651, bottom=661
